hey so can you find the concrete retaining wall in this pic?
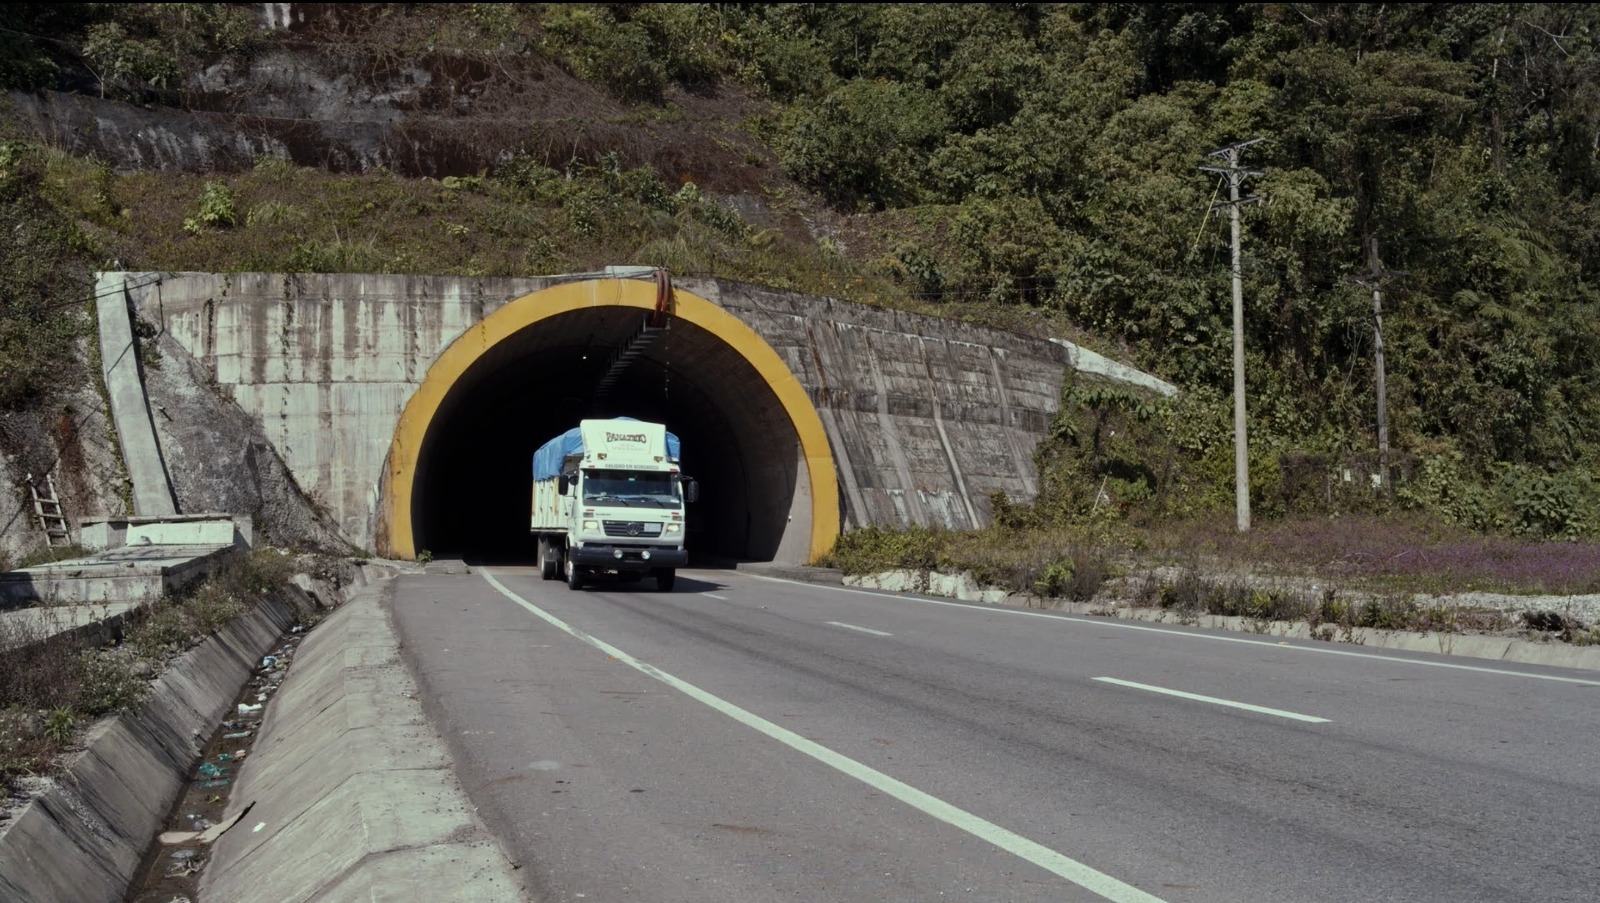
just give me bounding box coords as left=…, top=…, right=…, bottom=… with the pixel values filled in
left=115, top=272, right=1175, bottom=553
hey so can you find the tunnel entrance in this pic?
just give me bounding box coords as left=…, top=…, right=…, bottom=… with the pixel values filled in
left=389, top=279, right=835, bottom=566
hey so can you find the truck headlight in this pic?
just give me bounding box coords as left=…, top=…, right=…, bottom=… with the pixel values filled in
left=582, top=519, right=599, bottom=531
left=665, top=523, right=682, bottom=534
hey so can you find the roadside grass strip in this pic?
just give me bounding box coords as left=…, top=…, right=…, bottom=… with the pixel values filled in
left=480, top=569, right=1167, bottom=903
left=1093, top=677, right=1330, bottom=723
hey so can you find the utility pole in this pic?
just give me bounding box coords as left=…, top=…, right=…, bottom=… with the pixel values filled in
left=1200, top=138, right=1264, bottom=533
left=1346, top=236, right=1404, bottom=494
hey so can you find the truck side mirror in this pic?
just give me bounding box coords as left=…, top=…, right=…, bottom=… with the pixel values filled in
left=684, top=478, right=699, bottom=503
left=558, top=473, right=571, bottom=495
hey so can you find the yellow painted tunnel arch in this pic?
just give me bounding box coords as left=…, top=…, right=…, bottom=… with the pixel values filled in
left=379, top=277, right=841, bottom=563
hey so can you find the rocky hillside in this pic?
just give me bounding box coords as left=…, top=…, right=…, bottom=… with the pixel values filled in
left=2, top=3, right=1598, bottom=556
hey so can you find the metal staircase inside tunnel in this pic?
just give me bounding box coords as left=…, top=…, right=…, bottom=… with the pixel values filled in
left=591, top=315, right=668, bottom=405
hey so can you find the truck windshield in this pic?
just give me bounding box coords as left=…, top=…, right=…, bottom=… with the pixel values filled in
left=581, top=470, right=680, bottom=507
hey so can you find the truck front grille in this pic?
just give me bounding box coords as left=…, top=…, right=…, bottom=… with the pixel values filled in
left=602, top=520, right=663, bottom=538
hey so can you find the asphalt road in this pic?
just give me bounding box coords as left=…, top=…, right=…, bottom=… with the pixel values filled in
left=389, top=567, right=1600, bottom=903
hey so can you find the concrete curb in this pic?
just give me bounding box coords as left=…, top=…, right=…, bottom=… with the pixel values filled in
left=200, top=580, right=524, bottom=902
left=0, top=593, right=296, bottom=902
left=733, top=561, right=844, bottom=586
left=843, top=570, right=1600, bottom=673
left=1044, top=600, right=1600, bottom=671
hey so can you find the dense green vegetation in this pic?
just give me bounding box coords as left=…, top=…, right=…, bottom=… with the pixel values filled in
left=2, top=3, right=1598, bottom=541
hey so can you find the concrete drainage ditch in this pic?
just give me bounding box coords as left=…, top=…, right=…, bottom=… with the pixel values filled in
left=0, top=558, right=387, bottom=903
left=126, top=625, right=308, bottom=902
left=0, top=583, right=305, bottom=902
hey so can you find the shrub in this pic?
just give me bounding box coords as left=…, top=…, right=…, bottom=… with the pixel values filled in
left=780, top=78, right=947, bottom=209
left=0, top=706, right=55, bottom=777
left=540, top=6, right=669, bottom=101
left=0, top=143, right=91, bottom=411
left=127, top=604, right=191, bottom=660
left=183, top=180, right=238, bottom=234
left=0, top=622, right=77, bottom=712
left=824, top=524, right=947, bottom=575
left=41, top=706, right=76, bottom=743
left=73, top=650, right=147, bottom=715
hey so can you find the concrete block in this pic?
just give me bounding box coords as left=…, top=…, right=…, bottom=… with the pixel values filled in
left=1500, top=640, right=1600, bottom=670
left=127, top=519, right=235, bottom=546
left=79, top=514, right=254, bottom=552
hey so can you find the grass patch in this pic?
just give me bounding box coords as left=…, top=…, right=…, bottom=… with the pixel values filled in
left=21, top=145, right=922, bottom=312
left=128, top=548, right=297, bottom=661
left=1139, top=514, right=1600, bottom=596
left=825, top=514, right=1596, bottom=640
left=1, top=547, right=300, bottom=785
left=0, top=611, right=147, bottom=782
left=14, top=544, right=91, bottom=569
left=821, top=523, right=1114, bottom=602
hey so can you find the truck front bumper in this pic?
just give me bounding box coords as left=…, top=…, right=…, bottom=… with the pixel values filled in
left=569, top=544, right=688, bottom=570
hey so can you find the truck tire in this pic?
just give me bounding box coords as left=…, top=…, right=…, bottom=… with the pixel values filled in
left=655, top=568, right=676, bottom=592
left=566, top=559, right=584, bottom=591
left=539, top=539, right=557, bottom=581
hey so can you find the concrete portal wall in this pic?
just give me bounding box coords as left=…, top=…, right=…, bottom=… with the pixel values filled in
left=130, top=273, right=553, bottom=547
left=688, top=281, right=1070, bottom=531
left=121, top=272, right=1171, bottom=553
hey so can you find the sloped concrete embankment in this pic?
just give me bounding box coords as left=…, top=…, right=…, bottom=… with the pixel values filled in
left=199, top=581, right=523, bottom=902
left=0, top=590, right=299, bottom=902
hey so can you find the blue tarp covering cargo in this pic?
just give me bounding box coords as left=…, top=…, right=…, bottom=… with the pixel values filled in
left=531, top=417, right=679, bottom=481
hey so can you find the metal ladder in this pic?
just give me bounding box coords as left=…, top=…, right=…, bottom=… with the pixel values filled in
left=26, top=473, right=70, bottom=547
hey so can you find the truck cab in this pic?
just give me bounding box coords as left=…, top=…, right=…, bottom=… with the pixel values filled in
left=532, top=419, right=696, bottom=591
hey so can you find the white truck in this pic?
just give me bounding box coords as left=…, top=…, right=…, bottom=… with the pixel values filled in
left=531, top=418, right=697, bottom=591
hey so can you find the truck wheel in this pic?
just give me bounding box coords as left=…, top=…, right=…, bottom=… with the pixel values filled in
left=655, top=568, right=676, bottom=592
left=566, top=560, right=584, bottom=591
left=539, top=539, right=557, bottom=580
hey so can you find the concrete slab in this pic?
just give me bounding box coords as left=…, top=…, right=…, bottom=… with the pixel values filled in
left=0, top=546, right=237, bottom=609
left=80, top=513, right=253, bottom=551
left=126, top=519, right=236, bottom=546
left=200, top=583, right=522, bottom=903
left=0, top=602, right=142, bottom=649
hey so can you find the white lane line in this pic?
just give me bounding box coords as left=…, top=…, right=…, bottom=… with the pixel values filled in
left=479, top=569, right=1165, bottom=903
left=739, top=574, right=1600, bottom=687
left=827, top=620, right=892, bottom=637
left=703, top=593, right=728, bottom=600
left=1094, top=677, right=1330, bottom=723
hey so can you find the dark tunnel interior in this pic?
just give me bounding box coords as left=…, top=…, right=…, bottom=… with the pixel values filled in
left=411, top=308, right=803, bottom=565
